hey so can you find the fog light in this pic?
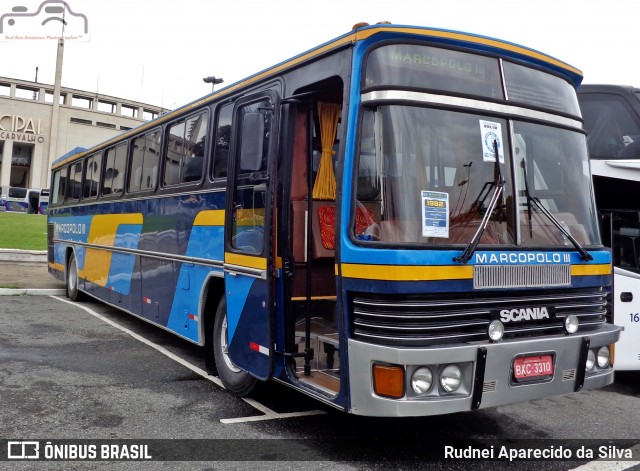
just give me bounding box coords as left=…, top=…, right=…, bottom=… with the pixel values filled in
left=585, top=349, right=595, bottom=372
left=372, top=364, right=405, bottom=399
left=488, top=320, right=504, bottom=341
left=440, top=364, right=462, bottom=393
left=597, top=346, right=610, bottom=368
left=410, top=367, right=433, bottom=395
left=564, top=315, right=579, bottom=334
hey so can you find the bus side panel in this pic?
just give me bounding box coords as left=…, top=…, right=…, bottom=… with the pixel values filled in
left=49, top=214, right=94, bottom=271
left=166, top=217, right=225, bottom=343
left=225, top=272, right=271, bottom=380
left=50, top=193, right=227, bottom=343
left=613, top=271, right=640, bottom=370
left=6, top=201, right=28, bottom=212
left=83, top=213, right=143, bottom=314
left=107, top=224, right=141, bottom=294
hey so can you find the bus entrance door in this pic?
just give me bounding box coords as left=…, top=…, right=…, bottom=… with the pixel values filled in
left=223, top=94, right=277, bottom=381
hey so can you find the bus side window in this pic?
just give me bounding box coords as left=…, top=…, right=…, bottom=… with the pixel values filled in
left=83, top=152, right=102, bottom=199
left=165, top=120, right=186, bottom=186
left=67, top=161, right=83, bottom=201
left=212, top=103, right=233, bottom=181
left=51, top=169, right=65, bottom=205
left=580, top=93, right=640, bottom=159
left=164, top=110, right=208, bottom=186
left=103, top=143, right=127, bottom=196
left=230, top=98, right=272, bottom=254
left=129, top=129, right=161, bottom=192
left=182, top=112, right=207, bottom=182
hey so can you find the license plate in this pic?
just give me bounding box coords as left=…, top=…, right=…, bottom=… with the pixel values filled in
left=513, top=354, right=554, bottom=381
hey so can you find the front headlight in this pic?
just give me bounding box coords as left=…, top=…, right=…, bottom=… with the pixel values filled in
left=440, top=364, right=462, bottom=393
left=585, top=349, right=595, bottom=372
left=410, top=367, right=433, bottom=395
left=597, top=346, right=610, bottom=368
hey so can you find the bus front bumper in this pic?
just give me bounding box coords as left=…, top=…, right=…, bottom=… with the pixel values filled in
left=347, top=324, right=620, bottom=417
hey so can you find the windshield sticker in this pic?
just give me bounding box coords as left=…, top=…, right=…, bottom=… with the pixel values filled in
left=479, top=120, right=504, bottom=163
left=422, top=191, right=449, bottom=238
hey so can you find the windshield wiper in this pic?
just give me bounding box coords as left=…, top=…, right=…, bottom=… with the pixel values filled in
left=520, top=157, right=593, bottom=261
left=454, top=140, right=505, bottom=264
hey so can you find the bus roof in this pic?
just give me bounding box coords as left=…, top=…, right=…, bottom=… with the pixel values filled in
left=52, top=146, right=88, bottom=166
left=51, top=23, right=583, bottom=170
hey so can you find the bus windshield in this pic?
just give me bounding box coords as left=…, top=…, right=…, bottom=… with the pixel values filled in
left=354, top=105, right=600, bottom=247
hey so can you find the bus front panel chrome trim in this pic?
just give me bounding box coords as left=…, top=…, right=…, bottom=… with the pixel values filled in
left=474, top=264, right=572, bottom=289
left=347, top=323, right=619, bottom=416
left=361, top=90, right=583, bottom=130
left=351, top=287, right=607, bottom=347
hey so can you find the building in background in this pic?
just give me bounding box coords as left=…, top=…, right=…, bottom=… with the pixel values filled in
left=0, top=75, right=169, bottom=190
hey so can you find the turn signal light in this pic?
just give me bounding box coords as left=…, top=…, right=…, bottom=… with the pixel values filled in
left=372, top=364, right=405, bottom=399
left=610, top=343, right=615, bottom=367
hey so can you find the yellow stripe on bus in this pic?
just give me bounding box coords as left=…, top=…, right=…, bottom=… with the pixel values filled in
left=81, top=213, right=143, bottom=286
left=225, top=252, right=267, bottom=271
left=193, top=210, right=225, bottom=226
left=341, top=263, right=611, bottom=281
left=340, top=263, right=473, bottom=281
left=571, top=264, right=612, bottom=276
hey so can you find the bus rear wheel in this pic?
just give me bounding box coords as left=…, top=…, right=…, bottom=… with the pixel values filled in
left=66, top=251, right=82, bottom=301
left=213, top=297, right=257, bottom=397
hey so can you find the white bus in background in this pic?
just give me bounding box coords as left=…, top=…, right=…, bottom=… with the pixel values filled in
left=0, top=186, right=41, bottom=213
left=38, top=188, right=49, bottom=214
left=578, top=84, right=640, bottom=370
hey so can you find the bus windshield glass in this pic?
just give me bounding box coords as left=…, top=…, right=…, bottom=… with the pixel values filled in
left=354, top=105, right=600, bottom=247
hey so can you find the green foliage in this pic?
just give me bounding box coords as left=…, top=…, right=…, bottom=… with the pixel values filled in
left=0, top=212, right=47, bottom=250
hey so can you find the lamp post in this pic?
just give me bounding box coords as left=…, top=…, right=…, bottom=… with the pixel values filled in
left=203, top=76, right=224, bottom=92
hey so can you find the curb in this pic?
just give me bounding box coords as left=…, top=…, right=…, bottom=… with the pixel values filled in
left=0, top=288, right=66, bottom=296
left=0, top=249, right=47, bottom=263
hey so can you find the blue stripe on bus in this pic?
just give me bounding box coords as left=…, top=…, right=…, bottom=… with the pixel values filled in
left=107, top=224, right=142, bottom=294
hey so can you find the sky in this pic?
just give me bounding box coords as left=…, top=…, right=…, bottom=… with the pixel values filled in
left=2, top=0, right=640, bottom=111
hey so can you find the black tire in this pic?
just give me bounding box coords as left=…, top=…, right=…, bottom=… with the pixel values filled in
left=65, top=251, right=82, bottom=301
left=204, top=314, right=217, bottom=376
left=213, top=297, right=257, bottom=397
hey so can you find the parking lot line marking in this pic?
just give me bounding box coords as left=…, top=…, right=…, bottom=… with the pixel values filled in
left=52, top=296, right=326, bottom=424
left=220, top=408, right=326, bottom=424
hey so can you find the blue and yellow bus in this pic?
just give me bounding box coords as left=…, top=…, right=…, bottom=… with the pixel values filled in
left=48, top=23, right=620, bottom=416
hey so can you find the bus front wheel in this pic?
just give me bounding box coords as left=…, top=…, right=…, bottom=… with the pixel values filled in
left=213, top=297, right=257, bottom=397
left=66, top=252, right=82, bottom=301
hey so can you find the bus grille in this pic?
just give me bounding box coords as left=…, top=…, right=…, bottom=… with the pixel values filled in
left=351, top=288, right=608, bottom=347
left=474, top=264, right=571, bottom=289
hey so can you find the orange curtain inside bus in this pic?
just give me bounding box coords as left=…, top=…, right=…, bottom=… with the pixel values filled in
left=312, top=102, right=341, bottom=200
